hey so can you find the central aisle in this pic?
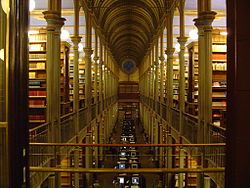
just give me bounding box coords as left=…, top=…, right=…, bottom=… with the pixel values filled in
left=95, top=118, right=160, bottom=188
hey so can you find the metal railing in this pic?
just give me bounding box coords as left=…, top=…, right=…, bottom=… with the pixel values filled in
left=29, top=143, right=225, bottom=169
left=29, top=123, right=50, bottom=143
left=60, top=112, right=75, bottom=143
left=140, top=95, right=226, bottom=144
left=29, top=97, right=118, bottom=144
left=91, top=104, right=96, bottom=120
left=29, top=143, right=225, bottom=187
left=162, top=104, right=167, bottom=120
left=171, top=108, right=180, bottom=132
left=183, top=113, right=198, bottom=143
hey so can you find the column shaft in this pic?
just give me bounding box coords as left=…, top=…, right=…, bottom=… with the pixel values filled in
left=43, top=11, right=65, bottom=142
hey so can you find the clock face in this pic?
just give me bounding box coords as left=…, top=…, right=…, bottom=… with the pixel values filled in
left=123, top=60, right=135, bottom=74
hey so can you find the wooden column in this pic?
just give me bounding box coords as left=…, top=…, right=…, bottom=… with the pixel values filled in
left=5, top=0, right=29, bottom=187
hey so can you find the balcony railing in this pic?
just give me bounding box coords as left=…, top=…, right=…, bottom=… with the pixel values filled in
left=29, top=97, right=118, bottom=144
left=29, top=143, right=225, bottom=188
left=183, top=113, right=199, bottom=143
left=171, top=108, right=180, bottom=132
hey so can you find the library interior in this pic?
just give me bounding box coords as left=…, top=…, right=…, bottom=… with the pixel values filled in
left=0, top=0, right=250, bottom=187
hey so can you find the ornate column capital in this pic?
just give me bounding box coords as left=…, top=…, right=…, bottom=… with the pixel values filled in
left=165, top=48, right=175, bottom=56
left=194, top=17, right=204, bottom=31
left=71, top=36, right=82, bottom=45
left=93, top=56, right=99, bottom=62
left=84, top=48, right=93, bottom=56
left=71, top=36, right=82, bottom=51
left=177, top=37, right=188, bottom=46
left=159, top=56, right=165, bottom=62
left=43, top=11, right=65, bottom=31
left=200, top=11, right=217, bottom=32
left=194, top=11, right=216, bottom=32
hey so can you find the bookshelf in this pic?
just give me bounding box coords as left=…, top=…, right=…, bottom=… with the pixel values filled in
left=60, top=42, right=72, bottom=115
left=69, top=58, right=86, bottom=108
left=174, top=149, right=198, bottom=188
left=172, top=57, right=189, bottom=108
left=186, top=30, right=227, bottom=127
left=28, top=30, right=72, bottom=127
left=28, top=31, right=47, bottom=127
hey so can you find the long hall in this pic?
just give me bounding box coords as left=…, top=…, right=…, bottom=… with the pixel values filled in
left=1, top=0, right=250, bottom=188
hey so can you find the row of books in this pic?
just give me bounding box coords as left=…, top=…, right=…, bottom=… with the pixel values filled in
left=212, top=63, right=226, bottom=71
left=29, top=34, right=46, bottom=42
left=29, top=62, right=46, bottom=69
left=29, top=90, right=46, bottom=96
left=212, top=101, right=227, bottom=107
left=194, top=53, right=226, bottom=61
left=29, top=43, right=46, bottom=51
left=29, top=81, right=44, bottom=87
left=29, top=100, right=46, bottom=106
left=29, top=72, right=46, bottom=79
left=29, top=54, right=46, bottom=60
left=212, top=81, right=227, bottom=87
left=212, top=45, right=227, bottom=52
left=29, top=115, right=46, bottom=120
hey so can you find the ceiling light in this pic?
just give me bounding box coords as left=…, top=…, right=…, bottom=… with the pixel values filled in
left=60, top=29, right=70, bottom=41
left=29, top=0, right=35, bottom=12
left=189, top=29, right=198, bottom=40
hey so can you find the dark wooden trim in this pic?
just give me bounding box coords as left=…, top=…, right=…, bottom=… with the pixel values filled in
left=226, top=0, right=250, bottom=187
left=8, top=0, right=29, bottom=187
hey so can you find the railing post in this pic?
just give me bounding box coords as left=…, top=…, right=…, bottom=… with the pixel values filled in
left=85, top=134, right=93, bottom=187
left=166, top=132, right=173, bottom=187
left=48, top=174, right=56, bottom=188
left=204, top=175, right=211, bottom=188
left=178, top=147, right=185, bottom=188
left=73, top=147, right=80, bottom=188
left=55, top=145, right=61, bottom=187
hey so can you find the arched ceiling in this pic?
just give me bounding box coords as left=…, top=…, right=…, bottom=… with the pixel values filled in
left=88, top=0, right=168, bottom=65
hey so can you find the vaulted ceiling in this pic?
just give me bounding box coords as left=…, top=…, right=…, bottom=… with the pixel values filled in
left=88, top=0, right=170, bottom=65
left=30, top=0, right=226, bottom=66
